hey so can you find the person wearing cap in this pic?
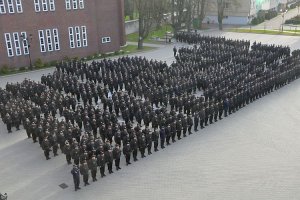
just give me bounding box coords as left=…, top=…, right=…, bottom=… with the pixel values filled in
left=71, top=165, right=81, bottom=191
left=113, top=144, right=122, bottom=170
left=88, top=155, right=98, bottom=182
left=80, top=160, right=90, bottom=186
left=64, top=141, right=72, bottom=164
left=123, top=142, right=132, bottom=165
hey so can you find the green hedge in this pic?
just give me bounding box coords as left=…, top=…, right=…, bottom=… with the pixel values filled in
left=285, top=15, right=300, bottom=25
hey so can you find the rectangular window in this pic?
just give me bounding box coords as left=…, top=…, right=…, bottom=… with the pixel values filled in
left=15, top=0, right=22, bottom=13
left=49, top=0, right=55, bottom=11
left=13, top=32, right=21, bottom=56
left=102, top=37, right=111, bottom=44
left=75, top=26, right=81, bottom=47
left=38, top=30, right=46, bottom=52
left=0, top=0, right=6, bottom=14
left=81, top=26, right=87, bottom=47
left=45, top=29, right=53, bottom=51
left=4, top=33, right=14, bottom=57
left=42, top=0, right=48, bottom=11
left=79, top=0, right=84, bottom=9
left=68, top=27, right=75, bottom=48
left=20, top=32, right=29, bottom=55
left=34, top=0, right=40, bottom=12
left=7, top=0, right=14, bottom=13
left=53, top=28, right=60, bottom=51
left=72, top=0, right=77, bottom=9
left=65, top=0, right=71, bottom=10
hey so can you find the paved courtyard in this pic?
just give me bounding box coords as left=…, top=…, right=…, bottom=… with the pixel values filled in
left=1, top=32, right=300, bottom=200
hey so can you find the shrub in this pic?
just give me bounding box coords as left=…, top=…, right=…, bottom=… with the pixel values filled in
left=0, top=64, right=10, bottom=75
left=49, top=60, right=58, bottom=66
left=19, top=66, right=26, bottom=72
left=34, top=58, right=44, bottom=69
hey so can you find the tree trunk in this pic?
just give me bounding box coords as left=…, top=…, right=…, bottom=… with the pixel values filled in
left=138, top=38, right=143, bottom=49
left=218, top=22, right=223, bottom=30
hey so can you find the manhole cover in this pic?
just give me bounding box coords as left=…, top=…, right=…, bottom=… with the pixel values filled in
left=59, top=183, right=68, bottom=189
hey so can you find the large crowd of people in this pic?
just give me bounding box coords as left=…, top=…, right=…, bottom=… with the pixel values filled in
left=1, top=32, right=300, bottom=191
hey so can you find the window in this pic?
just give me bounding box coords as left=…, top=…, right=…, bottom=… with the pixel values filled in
left=49, top=0, right=55, bottom=11
left=7, top=0, right=14, bottom=13
left=45, top=29, right=53, bottom=51
left=68, top=27, right=75, bottom=48
left=75, top=26, right=81, bottom=47
left=38, top=30, right=46, bottom=52
left=65, top=0, right=70, bottom=10
left=81, top=26, right=87, bottom=47
left=34, top=0, right=40, bottom=12
left=20, top=32, right=29, bottom=55
left=42, top=0, right=48, bottom=11
left=102, top=37, right=111, bottom=44
left=15, top=0, right=22, bottom=13
left=13, top=32, right=21, bottom=56
left=78, top=0, right=84, bottom=9
left=72, top=0, right=77, bottom=9
left=0, top=0, right=6, bottom=14
left=53, top=28, right=60, bottom=50
left=4, top=33, right=14, bottom=57
left=69, top=26, right=87, bottom=48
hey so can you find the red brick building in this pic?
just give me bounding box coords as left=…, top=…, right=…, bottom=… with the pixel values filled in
left=0, top=0, right=126, bottom=68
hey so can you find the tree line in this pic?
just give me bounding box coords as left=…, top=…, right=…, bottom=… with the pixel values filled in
left=125, top=0, right=239, bottom=49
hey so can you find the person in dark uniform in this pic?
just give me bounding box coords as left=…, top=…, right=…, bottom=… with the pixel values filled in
left=97, top=151, right=106, bottom=178
left=4, top=113, right=12, bottom=133
left=194, top=112, right=199, bottom=131
left=130, top=136, right=138, bottom=161
left=80, top=160, right=90, bottom=186
left=64, top=141, right=72, bottom=164
left=152, top=129, right=159, bottom=152
left=42, top=137, right=51, bottom=160
left=123, top=142, right=132, bottom=165
left=159, top=126, right=166, bottom=149
left=88, top=155, right=98, bottom=182
left=113, top=144, right=122, bottom=170
left=71, top=165, right=81, bottom=191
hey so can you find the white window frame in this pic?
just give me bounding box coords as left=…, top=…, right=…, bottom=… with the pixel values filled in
left=7, top=0, right=14, bottom=13
left=65, top=0, right=71, bottom=10
left=72, top=0, right=77, bottom=9
left=38, top=30, right=46, bottom=53
left=45, top=29, right=53, bottom=52
left=81, top=26, right=87, bottom=47
left=42, top=0, right=48, bottom=11
left=102, top=37, right=111, bottom=44
left=68, top=27, right=75, bottom=48
left=34, top=0, right=40, bottom=12
left=4, top=33, right=14, bottom=57
left=13, top=32, right=21, bottom=56
left=53, top=28, right=60, bottom=51
left=20, top=32, right=29, bottom=55
left=15, top=0, right=22, bottom=13
left=0, top=0, right=6, bottom=14
left=79, top=0, right=84, bottom=9
left=49, top=0, right=55, bottom=11
left=75, top=26, right=81, bottom=47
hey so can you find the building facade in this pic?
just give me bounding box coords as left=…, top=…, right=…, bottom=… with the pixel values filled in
left=0, top=0, right=125, bottom=68
left=204, top=0, right=256, bottom=25
left=204, top=0, right=290, bottom=25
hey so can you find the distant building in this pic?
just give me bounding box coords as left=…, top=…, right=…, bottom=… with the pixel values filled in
left=0, top=0, right=126, bottom=68
left=204, top=0, right=291, bottom=25
left=204, top=0, right=256, bottom=25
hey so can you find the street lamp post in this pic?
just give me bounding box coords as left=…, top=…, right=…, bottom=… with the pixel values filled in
left=20, top=33, right=33, bottom=70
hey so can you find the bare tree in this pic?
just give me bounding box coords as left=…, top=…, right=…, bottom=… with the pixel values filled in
left=217, top=0, right=239, bottom=30
left=135, top=0, right=154, bottom=49
left=124, top=0, right=135, bottom=20
left=152, top=0, right=169, bottom=29
left=196, top=0, right=207, bottom=29
left=171, top=0, right=187, bottom=34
